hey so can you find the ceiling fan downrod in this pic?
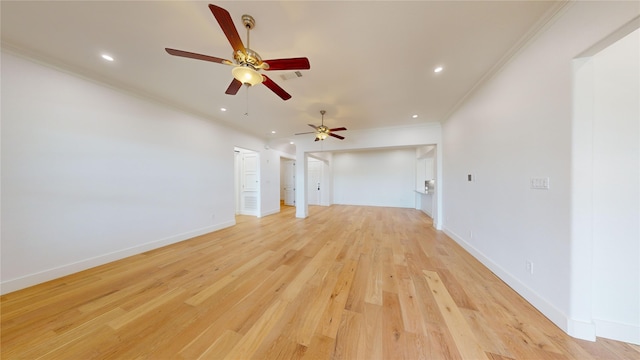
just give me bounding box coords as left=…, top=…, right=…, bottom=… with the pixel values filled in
left=242, top=14, right=255, bottom=51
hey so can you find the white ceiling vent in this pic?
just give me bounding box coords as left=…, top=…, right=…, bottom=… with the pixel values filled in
left=280, top=71, right=303, bottom=81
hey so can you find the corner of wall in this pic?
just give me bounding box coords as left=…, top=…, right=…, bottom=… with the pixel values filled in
left=566, top=319, right=597, bottom=341
left=259, top=207, right=281, bottom=218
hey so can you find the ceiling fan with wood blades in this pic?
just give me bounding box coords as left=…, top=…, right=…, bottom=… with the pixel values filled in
left=295, top=110, right=347, bottom=141
left=165, top=4, right=310, bottom=101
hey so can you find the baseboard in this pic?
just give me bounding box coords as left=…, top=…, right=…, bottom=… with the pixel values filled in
left=594, top=318, right=640, bottom=345
left=442, top=227, right=594, bottom=341
left=567, top=318, right=597, bottom=341
left=259, top=207, right=281, bottom=218
left=0, top=220, right=235, bottom=295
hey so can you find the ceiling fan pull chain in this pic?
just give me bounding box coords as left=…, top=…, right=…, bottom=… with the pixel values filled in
left=244, top=86, right=249, bottom=116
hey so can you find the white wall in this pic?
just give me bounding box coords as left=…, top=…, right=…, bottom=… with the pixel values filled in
left=0, top=50, right=280, bottom=293
left=333, top=148, right=416, bottom=208
left=442, top=1, right=638, bottom=343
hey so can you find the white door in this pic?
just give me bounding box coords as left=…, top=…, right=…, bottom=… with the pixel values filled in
left=307, top=159, right=322, bottom=205
left=283, top=160, right=295, bottom=206
left=240, top=152, right=259, bottom=215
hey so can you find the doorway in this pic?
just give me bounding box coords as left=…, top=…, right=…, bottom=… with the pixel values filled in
left=281, top=158, right=295, bottom=206
left=307, top=158, right=323, bottom=206
left=571, top=26, right=639, bottom=343
left=234, top=147, right=259, bottom=216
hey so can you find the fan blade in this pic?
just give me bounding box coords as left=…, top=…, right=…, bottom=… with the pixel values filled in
left=263, top=57, right=311, bottom=71
left=329, top=133, right=345, bottom=140
left=308, top=124, right=319, bottom=130
left=225, top=78, right=243, bottom=95
left=165, top=48, right=232, bottom=65
left=262, top=75, right=292, bottom=100
left=209, top=4, right=246, bottom=54
left=329, top=127, right=347, bottom=132
left=294, top=131, right=316, bottom=135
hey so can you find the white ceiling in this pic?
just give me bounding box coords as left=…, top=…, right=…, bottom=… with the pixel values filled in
left=1, top=1, right=561, bottom=145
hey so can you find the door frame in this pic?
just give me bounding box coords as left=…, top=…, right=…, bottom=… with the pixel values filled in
left=234, top=147, right=260, bottom=217
left=280, top=157, right=296, bottom=206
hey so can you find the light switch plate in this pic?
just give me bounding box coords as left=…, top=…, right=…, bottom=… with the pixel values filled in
left=530, top=177, right=550, bottom=189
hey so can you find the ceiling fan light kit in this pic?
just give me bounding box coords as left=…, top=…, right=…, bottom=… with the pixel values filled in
left=232, top=65, right=263, bottom=86
left=165, top=4, right=310, bottom=100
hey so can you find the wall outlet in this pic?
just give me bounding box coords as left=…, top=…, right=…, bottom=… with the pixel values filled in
left=469, top=230, right=473, bottom=239
left=526, top=260, right=534, bottom=274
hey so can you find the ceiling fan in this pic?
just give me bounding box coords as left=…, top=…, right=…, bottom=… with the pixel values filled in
left=295, top=110, right=347, bottom=141
left=165, top=4, right=310, bottom=100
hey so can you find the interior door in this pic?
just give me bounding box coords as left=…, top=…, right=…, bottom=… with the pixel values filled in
left=307, top=159, right=322, bottom=205
left=240, top=152, right=258, bottom=215
left=283, top=160, right=295, bottom=206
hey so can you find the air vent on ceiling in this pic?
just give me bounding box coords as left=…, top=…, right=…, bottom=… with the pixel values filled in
left=280, top=71, right=303, bottom=81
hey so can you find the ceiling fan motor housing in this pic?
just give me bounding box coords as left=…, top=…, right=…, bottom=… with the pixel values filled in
left=234, top=49, right=265, bottom=69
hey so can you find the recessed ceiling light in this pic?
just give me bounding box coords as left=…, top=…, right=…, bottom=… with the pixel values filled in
left=434, top=66, right=443, bottom=73
left=271, top=130, right=276, bottom=134
left=101, top=54, right=114, bottom=62
left=220, top=107, right=227, bottom=112
left=289, top=141, right=294, bottom=145
left=412, top=114, right=418, bottom=118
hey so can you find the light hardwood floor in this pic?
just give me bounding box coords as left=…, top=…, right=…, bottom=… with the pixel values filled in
left=2, top=205, right=638, bottom=359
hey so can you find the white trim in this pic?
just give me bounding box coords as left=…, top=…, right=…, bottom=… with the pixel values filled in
left=567, top=319, right=597, bottom=342
left=594, top=319, right=640, bottom=345
left=0, top=221, right=235, bottom=295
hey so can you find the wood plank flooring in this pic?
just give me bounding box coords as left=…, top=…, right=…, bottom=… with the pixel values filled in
left=2, top=205, right=638, bottom=359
